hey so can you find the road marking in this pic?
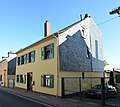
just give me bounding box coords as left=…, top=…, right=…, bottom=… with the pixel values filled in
left=86, top=102, right=99, bottom=105
left=40, top=95, right=47, bottom=98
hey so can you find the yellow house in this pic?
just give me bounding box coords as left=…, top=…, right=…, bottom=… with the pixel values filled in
left=15, top=14, right=104, bottom=97
left=0, top=59, right=8, bottom=87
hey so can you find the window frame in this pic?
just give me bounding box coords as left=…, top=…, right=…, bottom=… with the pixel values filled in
left=21, top=55, right=24, bottom=65
left=86, top=47, right=90, bottom=58
left=16, top=75, right=19, bottom=82
left=41, top=43, right=54, bottom=60
left=23, top=74, right=26, bottom=84
left=41, top=75, right=54, bottom=88
left=24, top=54, right=27, bottom=64
left=20, top=75, right=23, bottom=83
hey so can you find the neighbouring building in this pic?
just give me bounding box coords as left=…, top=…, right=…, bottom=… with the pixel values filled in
left=0, top=52, right=16, bottom=87
left=8, top=57, right=16, bottom=88
left=15, top=14, right=104, bottom=97
left=0, top=59, right=8, bottom=87
left=113, top=68, right=120, bottom=92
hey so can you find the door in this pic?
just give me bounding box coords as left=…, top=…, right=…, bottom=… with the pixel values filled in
left=27, top=72, right=33, bottom=91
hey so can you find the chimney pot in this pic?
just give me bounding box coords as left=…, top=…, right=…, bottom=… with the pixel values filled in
left=84, top=13, right=89, bottom=19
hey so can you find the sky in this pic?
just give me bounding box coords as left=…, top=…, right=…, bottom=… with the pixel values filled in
left=0, top=0, right=119, bottom=70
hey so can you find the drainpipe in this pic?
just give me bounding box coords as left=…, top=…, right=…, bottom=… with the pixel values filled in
left=90, top=33, right=93, bottom=88
left=53, top=32, right=59, bottom=98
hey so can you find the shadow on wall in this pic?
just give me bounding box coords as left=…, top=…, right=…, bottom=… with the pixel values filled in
left=59, top=30, right=103, bottom=72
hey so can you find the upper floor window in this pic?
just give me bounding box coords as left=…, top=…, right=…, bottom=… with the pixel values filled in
left=17, top=57, right=21, bottom=65
left=41, top=43, right=54, bottom=60
left=95, top=40, right=98, bottom=59
left=28, top=50, right=35, bottom=63
left=24, top=54, right=27, bottom=64
left=86, top=47, right=90, bottom=58
left=21, top=55, right=24, bottom=65
left=82, top=29, right=84, bottom=36
left=17, top=50, right=35, bottom=66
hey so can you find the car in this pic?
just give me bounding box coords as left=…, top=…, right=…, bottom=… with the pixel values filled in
left=85, top=84, right=117, bottom=98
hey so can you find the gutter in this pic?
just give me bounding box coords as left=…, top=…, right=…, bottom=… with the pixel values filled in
left=53, top=32, right=59, bottom=98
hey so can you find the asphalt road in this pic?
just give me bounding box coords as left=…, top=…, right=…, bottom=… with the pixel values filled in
left=0, top=90, right=52, bottom=107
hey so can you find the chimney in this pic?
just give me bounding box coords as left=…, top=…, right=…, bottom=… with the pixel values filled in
left=44, top=20, right=50, bottom=37
left=84, top=13, right=89, bottom=19
left=80, top=14, right=82, bottom=21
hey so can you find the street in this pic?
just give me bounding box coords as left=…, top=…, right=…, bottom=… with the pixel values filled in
left=0, top=90, right=52, bottom=107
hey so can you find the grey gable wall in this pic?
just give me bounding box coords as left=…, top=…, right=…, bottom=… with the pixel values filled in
left=59, top=17, right=104, bottom=72
left=8, top=57, right=16, bottom=75
left=59, top=30, right=91, bottom=71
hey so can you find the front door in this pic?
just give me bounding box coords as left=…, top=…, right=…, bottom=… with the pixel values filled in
left=27, top=72, right=32, bottom=91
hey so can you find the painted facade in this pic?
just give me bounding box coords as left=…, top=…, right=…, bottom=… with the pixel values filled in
left=0, top=60, right=8, bottom=87
left=0, top=53, right=16, bottom=88
left=8, top=57, right=16, bottom=88
left=15, top=15, right=104, bottom=97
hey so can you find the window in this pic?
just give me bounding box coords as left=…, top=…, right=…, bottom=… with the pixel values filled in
left=24, top=54, right=27, bottom=64
left=16, top=75, right=19, bottom=82
left=17, top=50, right=35, bottom=66
left=41, top=43, right=54, bottom=60
left=28, top=52, right=31, bottom=63
left=17, top=57, right=21, bottom=65
left=86, top=47, right=90, bottom=58
left=21, top=55, right=24, bottom=65
left=23, top=74, right=26, bottom=83
left=95, top=40, right=98, bottom=59
left=82, top=29, right=84, bottom=36
left=20, top=75, right=23, bottom=83
left=45, top=45, right=50, bottom=59
left=31, top=51, right=35, bottom=62
left=41, top=75, right=54, bottom=88
left=28, top=51, right=35, bottom=63
left=82, top=72, right=85, bottom=79
left=0, top=75, right=2, bottom=81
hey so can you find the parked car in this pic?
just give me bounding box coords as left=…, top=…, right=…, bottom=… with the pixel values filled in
left=85, top=84, right=117, bottom=98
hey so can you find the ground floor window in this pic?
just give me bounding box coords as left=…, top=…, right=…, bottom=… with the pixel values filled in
left=20, top=75, right=23, bottom=83
left=41, top=75, right=54, bottom=88
left=23, top=74, right=26, bottom=83
left=16, top=74, right=26, bottom=84
left=0, top=75, right=2, bottom=81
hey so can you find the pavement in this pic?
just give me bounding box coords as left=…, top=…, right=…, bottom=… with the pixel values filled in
left=0, top=87, right=109, bottom=107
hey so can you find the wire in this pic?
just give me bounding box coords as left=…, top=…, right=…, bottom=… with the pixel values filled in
left=85, top=16, right=119, bottom=30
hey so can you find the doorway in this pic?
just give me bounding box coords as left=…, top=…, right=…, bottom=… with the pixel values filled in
left=27, top=72, right=33, bottom=91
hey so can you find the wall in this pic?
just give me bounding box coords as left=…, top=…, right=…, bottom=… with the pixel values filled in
left=0, top=60, right=8, bottom=87
left=89, top=18, right=104, bottom=72
left=16, top=37, right=57, bottom=95
left=8, top=57, right=16, bottom=75
left=59, top=17, right=104, bottom=72
left=58, top=71, right=103, bottom=96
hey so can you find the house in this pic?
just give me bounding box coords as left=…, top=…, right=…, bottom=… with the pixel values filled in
left=0, top=52, right=16, bottom=87
left=113, top=68, right=120, bottom=92
left=8, top=57, right=16, bottom=88
left=0, top=59, right=8, bottom=87
left=15, top=14, right=104, bottom=97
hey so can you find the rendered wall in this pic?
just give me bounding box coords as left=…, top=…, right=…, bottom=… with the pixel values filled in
left=15, top=37, right=57, bottom=95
